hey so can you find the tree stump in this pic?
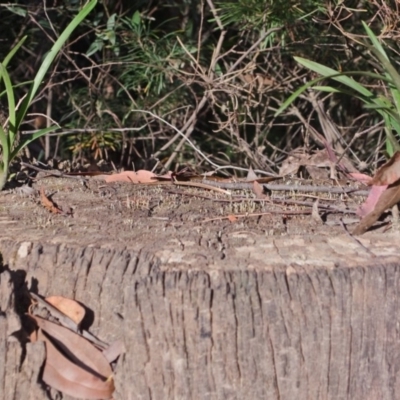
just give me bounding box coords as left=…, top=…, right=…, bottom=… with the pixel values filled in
left=1, top=231, right=400, bottom=400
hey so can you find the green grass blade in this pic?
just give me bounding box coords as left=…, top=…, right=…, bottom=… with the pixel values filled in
left=2, top=36, right=27, bottom=68
left=361, top=22, right=400, bottom=104
left=274, top=75, right=339, bottom=116
left=0, top=125, right=9, bottom=165
left=0, top=80, right=33, bottom=98
left=362, top=21, right=388, bottom=60
left=294, top=57, right=372, bottom=97
left=312, top=86, right=341, bottom=93
left=369, top=47, right=400, bottom=93
left=0, top=64, right=16, bottom=145
left=9, top=126, right=57, bottom=161
left=16, top=0, right=97, bottom=128
left=274, top=71, right=377, bottom=116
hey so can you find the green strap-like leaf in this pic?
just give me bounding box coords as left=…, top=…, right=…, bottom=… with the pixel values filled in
left=294, top=57, right=373, bottom=97
left=16, top=0, right=97, bottom=128
left=0, top=63, right=16, bottom=146
left=0, top=125, right=9, bottom=165
left=9, top=126, right=58, bottom=161
left=2, top=36, right=27, bottom=68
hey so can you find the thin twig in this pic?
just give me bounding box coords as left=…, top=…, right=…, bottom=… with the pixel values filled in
left=132, top=107, right=219, bottom=168
left=173, top=179, right=232, bottom=195
left=339, top=218, right=377, bottom=257
left=197, top=178, right=369, bottom=195
left=21, top=162, right=88, bottom=181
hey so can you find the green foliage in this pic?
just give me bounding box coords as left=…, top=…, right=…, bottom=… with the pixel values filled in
left=216, top=0, right=326, bottom=30
left=118, top=12, right=191, bottom=96
left=2, top=0, right=399, bottom=172
left=275, top=21, right=400, bottom=156
left=87, top=13, right=119, bottom=57
left=0, top=0, right=97, bottom=190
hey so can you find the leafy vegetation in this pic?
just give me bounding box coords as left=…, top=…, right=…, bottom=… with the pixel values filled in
left=0, top=0, right=97, bottom=190
left=0, top=0, right=400, bottom=179
left=276, top=21, right=400, bottom=156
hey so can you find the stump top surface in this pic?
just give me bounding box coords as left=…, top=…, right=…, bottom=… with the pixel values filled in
left=1, top=175, right=399, bottom=270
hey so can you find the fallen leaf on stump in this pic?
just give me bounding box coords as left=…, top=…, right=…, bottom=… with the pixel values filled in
left=353, top=183, right=400, bottom=235
left=349, top=172, right=372, bottom=184
left=246, top=166, right=258, bottom=181
left=311, top=199, right=323, bottom=224
left=356, top=185, right=387, bottom=217
left=98, top=170, right=172, bottom=184
left=368, top=151, right=400, bottom=186
left=104, top=170, right=157, bottom=183
left=252, top=181, right=267, bottom=199
left=45, top=296, right=85, bottom=326
left=102, top=340, right=126, bottom=363
left=30, top=315, right=114, bottom=399
left=352, top=152, right=400, bottom=228
left=40, top=187, right=64, bottom=214
left=227, top=214, right=238, bottom=223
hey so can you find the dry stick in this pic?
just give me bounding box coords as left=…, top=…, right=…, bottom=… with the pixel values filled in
left=226, top=26, right=283, bottom=74
left=206, top=0, right=226, bottom=75
left=167, top=189, right=357, bottom=213
left=45, top=86, right=53, bottom=159
left=173, top=179, right=231, bottom=195
left=21, top=125, right=148, bottom=135
left=202, top=209, right=312, bottom=223
left=193, top=178, right=370, bottom=196
left=272, top=197, right=357, bottom=213
left=162, top=6, right=228, bottom=170
left=21, top=162, right=88, bottom=181
left=336, top=121, right=383, bottom=166
left=133, top=106, right=220, bottom=169
left=339, top=219, right=377, bottom=257
left=28, top=15, right=100, bottom=96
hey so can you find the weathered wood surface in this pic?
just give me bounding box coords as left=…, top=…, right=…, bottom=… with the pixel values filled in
left=1, top=232, right=400, bottom=400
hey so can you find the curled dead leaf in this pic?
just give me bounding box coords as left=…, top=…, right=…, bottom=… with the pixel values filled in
left=252, top=181, right=266, bottom=199
left=40, top=187, right=64, bottom=214
left=45, top=296, right=85, bottom=326
left=104, top=170, right=157, bottom=183
left=30, top=315, right=113, bottom=392
left=38, top=329, right=114, bottom=399
left=369, top=151, right=400, bottom=186
left=356, top=185, right=387, bottom=217
left=102, top=340, right=126, bottom=363
left=353, top=183, right=400, bottom=235
left=227, top=214, right=238, bottom=223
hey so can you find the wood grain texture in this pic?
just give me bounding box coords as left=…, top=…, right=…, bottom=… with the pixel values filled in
left=1, top=233, right=400, bottom=400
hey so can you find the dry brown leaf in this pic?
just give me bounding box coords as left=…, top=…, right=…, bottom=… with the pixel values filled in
left=227, top=214, right=238, bottom=223
left=40, top=187, right=63, bottom=214
left=356, top=184, right=387, bottom=217
left=252, top=181, right=266, bottom=199
left=104, top=170, right=157, bottom=183
left=279, top=149, right=330, bottom=177
left=246, top=167, right=258, bottom=182
left=38, top=329, right=114, bottom=399
left=369, top=151, right=400, bottom=186
left=45, top=296, right=85, bottom=326
left=353, top=183, right=400, bottom=235
left=311, top=199, right=323, bottom=224
left=30, top=315, right=113, bottom=379
left=349, top=172, right=372, bottom=184
left=102, top=340, right=126, bottom=363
